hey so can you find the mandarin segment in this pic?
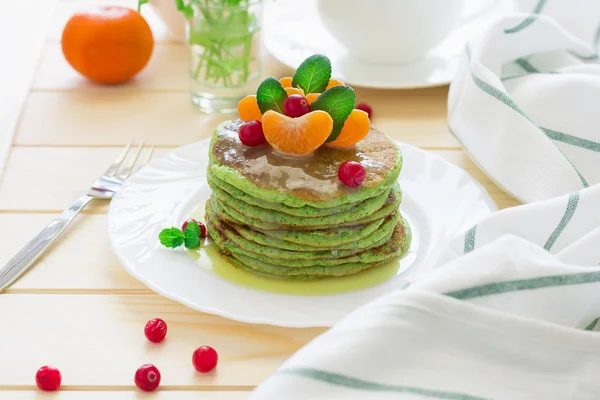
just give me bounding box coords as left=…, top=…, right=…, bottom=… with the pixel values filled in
left=326, top=109, right=370, bottom=148
left=326, top=78, right=345, bottom=90
left=284, top=87, right=305, bottom=97
left=279, top=77, right=293, bottom=88
left=262, top=110, right=333, bottom=155
left=238, top=95, right=262, bottom=122
left=306, top=93, right=320, bottom=104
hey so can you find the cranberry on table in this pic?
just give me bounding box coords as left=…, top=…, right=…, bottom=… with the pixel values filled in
left=135, top=364, right=161, bottom=392
left=192, top=346, right=218, bottom=373
left=239, top=120, right=266, bottom=146
left=35, top=365, right=62, bottom=392
left=283, top=94, right=310, bottom=118
left=181, top=219, right=207, bottom=238
left=356, top=102, right=373, bottom=119
left=144, top=318, right=168, bottom=343
left=338, top=161, right=366, bottom=188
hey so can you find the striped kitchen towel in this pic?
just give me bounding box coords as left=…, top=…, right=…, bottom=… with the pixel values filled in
left=448, top=3, right=600, bottom=203
left=251, top=186, right=600, bottom=400
left=251, top=8, right=600, bottom=400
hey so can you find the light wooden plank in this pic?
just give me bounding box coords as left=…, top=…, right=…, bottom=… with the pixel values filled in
left=0, top=214, right=146, bottom=292
left=15, top=92, right=230, bottom=147
left=0, top=147, right=170, bottom=212
left=0, top=147, right=517, bottom=212
left=3, top=392, right=250, bottom=399
left=0, top=294, right=323, bottom=387
left=47, top=0, right=177, bottom=43
left=0, top=0, right=58, bottom=177
left=15, top=91, right=455, bottom=148
left=32, top=43, right=188, bottom=91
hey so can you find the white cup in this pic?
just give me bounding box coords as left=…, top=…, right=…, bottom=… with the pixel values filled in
left=316, top=0, right=466, bottom=65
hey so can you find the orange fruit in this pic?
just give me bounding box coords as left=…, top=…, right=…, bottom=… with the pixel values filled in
left=306, top=93, right=320, bottom=104
left=326, top=78, right=345, bottom=90
left=262, top=110, right=333, bottom=155
left=327, top=109, right=370, bottom=148
left=279, top=77, right=293, bottom=88
left=238, top=95, right=262, bottom=121
left=285, top=87, right=305, bottom=97
left=62, top=6, right=154, bottom=84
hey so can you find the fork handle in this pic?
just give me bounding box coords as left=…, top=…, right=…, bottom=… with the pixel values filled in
left=0, top=194, right=93, bottom=293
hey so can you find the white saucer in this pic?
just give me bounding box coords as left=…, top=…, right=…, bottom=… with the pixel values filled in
left=263, top=0, right=514, bottom=89
left=107, top=139, right=496, bottom=328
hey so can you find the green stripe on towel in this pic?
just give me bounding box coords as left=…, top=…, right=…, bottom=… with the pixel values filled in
left=445, top=270, right=600, bottom=300
left=514, top=58, right=539, bottom=73
left=504, top=0, right=547, bottom=34
left=279, top=368, right=488, bottom=400
left=464, top=225, right=477, bottom=254
left=541, top=127, right=600, bottom=152
left=585, top=318, right=599, bottom=331
left=543, top=192, right=580, bottom=251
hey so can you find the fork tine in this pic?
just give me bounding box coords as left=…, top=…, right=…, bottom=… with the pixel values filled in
left=117, top=142, right=145, bottom=180
left=144, top=146, right=155, bottom=165
left=104, top=141, right=133, bottom=177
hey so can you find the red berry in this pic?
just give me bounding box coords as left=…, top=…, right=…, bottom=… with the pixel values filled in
left=338, top=161, right=366, bottom=188
left=135, top=364, right=161, bottom=392
left=192, top=346, right=218, bottom=373
left=239, top=120, right=266, bottom=146
left=356, top=102, right=372, bottom=118
left=144, top=318, right=168, bottom=343
left=181, top=219, right=207, bottom=238
left=283, top=94, right=311, bottom=118
left=35, top=365, right=61, bottom=392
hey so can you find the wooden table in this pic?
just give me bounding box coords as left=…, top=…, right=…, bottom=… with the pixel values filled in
left=0, top=1, right=518, bottom=398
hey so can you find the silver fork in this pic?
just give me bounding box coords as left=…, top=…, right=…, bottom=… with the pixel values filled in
left=0, top=142, right=154, bottom=293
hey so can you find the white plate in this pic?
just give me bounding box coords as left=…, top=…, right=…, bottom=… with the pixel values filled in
left=107, top=139, right=496, bottom=327
left=263, top=0, right=515, bottom=89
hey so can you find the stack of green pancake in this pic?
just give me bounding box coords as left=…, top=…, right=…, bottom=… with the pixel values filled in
left=205, top=119, right=411, bottom=280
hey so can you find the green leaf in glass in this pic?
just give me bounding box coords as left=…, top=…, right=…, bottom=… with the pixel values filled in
left=292, top=54, right=332, bottom=94
left=256, top=77, right=287, bottom=114
left=311, top=86, right=356, bottom=142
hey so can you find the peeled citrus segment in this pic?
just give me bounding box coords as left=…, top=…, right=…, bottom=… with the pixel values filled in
left=326, top=78, right=345, bottom=90
left=284, top=87, right=305, bottom=97
left=262, top=110, right=333, bottom=155
left=306, top=93, right=320, bottom=104
left=326, top=109, right=370, bottom=148
left=279, top=77, right=293, bottom=88
left=238, top=95, right=262, bottom=122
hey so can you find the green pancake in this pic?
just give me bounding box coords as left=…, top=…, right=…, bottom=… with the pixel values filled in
left=208, top=220, right=412, bottom=279
left=208, top=171, right=363, bottom=217
left=208, top=120, right=402, bottom=209
left=210, top=177, right=401, bottom=227
left=210, top=189, right=401, bottom=231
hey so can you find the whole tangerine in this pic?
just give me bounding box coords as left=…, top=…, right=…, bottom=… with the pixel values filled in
left=61, top=6, right=154, bottom=84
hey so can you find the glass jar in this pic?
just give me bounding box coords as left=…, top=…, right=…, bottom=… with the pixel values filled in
left=186, top=0, right=263, bottom=114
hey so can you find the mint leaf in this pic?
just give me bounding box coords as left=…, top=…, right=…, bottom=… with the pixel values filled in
left=292, top=54, right=332, bottom=94
left=159, top=228, right=184, bottom=248
left=256, top=77, right=287, bottom=114
left=185, top=220, right=200, bottom=236
left=311, top=86, right=356, bottom=142
left=184, top=228, right=200, bottom=249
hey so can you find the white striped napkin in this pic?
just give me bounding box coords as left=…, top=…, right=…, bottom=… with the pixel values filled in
left=251, top=6, right=600, bottom=400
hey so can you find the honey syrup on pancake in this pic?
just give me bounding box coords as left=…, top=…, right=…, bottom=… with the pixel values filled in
left=212, top=120, right=394, bottom=199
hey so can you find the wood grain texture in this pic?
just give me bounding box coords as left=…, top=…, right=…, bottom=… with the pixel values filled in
left=33, top=44, right=188, bottom=91
left=5, top=392, right=250, bottom=400
left=0, top=294, right=323, bottom=388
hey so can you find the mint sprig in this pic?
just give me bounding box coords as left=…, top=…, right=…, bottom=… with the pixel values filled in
left=311, top=86, right=356, bottom=142
left=159, top=228, right=185, bottom=249
left=292, top=54, right=332, bottom=94
left=256, top=77, right=287, bottom=114
left=159, top=221, right=203, bottom=249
